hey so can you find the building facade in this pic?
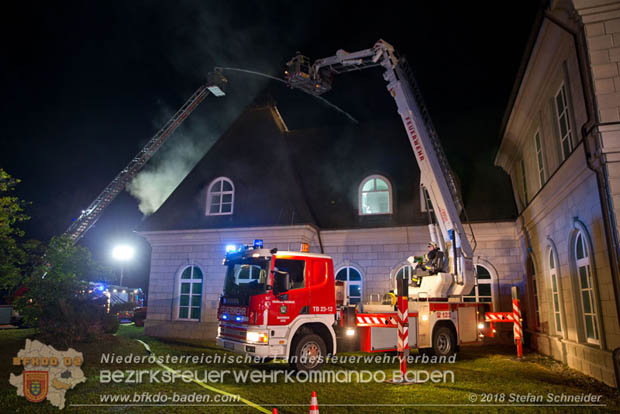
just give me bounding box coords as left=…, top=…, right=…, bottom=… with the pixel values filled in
left=494, top=0, right=620, bottom=387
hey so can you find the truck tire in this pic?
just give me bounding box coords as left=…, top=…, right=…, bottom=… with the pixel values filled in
left=432, top=326, right=456, bottom=357
left=291, top=334, right=326, bottom=371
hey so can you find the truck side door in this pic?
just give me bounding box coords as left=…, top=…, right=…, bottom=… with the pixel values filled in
left=269, top=257, right=309, bottom=325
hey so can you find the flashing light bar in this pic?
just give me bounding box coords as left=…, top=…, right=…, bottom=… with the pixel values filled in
left=222, top=314, right=229, bottom=320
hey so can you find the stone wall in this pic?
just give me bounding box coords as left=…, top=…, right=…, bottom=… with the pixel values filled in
left=140, top=222, right=522, bottom=344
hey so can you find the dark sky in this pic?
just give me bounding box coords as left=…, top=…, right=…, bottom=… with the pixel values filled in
left=1, top=1, right=542, bottom=291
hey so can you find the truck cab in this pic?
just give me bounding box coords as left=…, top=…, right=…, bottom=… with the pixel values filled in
left=216, top=242, right=338, bottom=370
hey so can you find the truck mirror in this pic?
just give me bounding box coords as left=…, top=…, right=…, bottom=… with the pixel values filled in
left=273, top=270, right=289, bottom=295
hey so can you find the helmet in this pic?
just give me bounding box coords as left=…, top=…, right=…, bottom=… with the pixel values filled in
left=427, top=242, right=438, bottom=249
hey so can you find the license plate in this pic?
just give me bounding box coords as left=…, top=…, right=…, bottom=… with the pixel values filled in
left=224, top=341, right=234, bottom=350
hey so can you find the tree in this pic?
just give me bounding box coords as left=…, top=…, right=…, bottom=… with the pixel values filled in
left=0, top=169, right=29, bottom=296
left=13, top=235, right=110, bottom=345
left=1, top=170, right=116, bottom=344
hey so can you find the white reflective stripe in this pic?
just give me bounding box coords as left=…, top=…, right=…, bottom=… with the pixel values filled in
left=372, top=317, right=380, bottom=324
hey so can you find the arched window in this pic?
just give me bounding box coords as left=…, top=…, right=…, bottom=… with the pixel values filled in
left=527, top=256, right=541, bottom=329
left=549, top=248, right=562, bottom=334
left=178, top=265, right=203, bottom=320
left=574, top=231, right=599, bottom=344
left=206, top=177, right=234, bottom=216
left=336, top=266, right=362, bottom=304
left=463, top=265, right=493, bottom=303
left=393, top=264, right=416, bottom=292
left=359, top=175, right=392, bottom=215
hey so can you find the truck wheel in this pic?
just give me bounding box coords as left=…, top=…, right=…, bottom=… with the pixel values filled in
left=432, top=326, right=455, bottom=357
left=291, top=334, right=326, bottom=371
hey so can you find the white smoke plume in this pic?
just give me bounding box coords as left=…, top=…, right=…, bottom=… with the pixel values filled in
left=126, top=132, right=207, bottom=215
left=123, top=2, right=312, bottom=215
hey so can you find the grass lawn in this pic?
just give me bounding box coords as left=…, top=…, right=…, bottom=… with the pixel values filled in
left=1, top=325, right=618, bottom=413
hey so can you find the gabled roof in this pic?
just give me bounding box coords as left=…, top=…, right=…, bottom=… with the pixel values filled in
left=139, top=100, right=516, bottom=233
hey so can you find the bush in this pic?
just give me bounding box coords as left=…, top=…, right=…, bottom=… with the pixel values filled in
left=102, top=312, right=120, bottom=334
left=36, top=297, right=105, bottom=346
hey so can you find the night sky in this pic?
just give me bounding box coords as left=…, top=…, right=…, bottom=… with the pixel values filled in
left=1, top=1, right=542, bottom=291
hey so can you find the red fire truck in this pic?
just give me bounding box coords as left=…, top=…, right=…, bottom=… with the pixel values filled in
left=216, top=242, right=488, bottom=370
left=217, top=40, right=490, bottom=370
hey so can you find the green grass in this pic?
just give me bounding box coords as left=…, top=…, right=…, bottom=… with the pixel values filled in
left=1, top=325, right=618, bottom=413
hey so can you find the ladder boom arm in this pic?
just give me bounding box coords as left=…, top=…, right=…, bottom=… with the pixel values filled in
left=65, top=72, right=228, bottom=242
left=287, top=40, right=474, bottom=286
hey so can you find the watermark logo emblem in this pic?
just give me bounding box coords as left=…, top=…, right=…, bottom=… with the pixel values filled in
left=24, top=371, right=49, bottom=403
left=9, top=339, right=86, bottom=410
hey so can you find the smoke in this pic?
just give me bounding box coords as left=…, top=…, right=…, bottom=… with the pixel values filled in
left=126, top=115, right=215, bottom=215
left=124, top=2, right=310, bottom=216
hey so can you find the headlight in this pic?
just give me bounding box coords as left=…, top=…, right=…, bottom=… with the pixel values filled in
left=478, top=323, right=485, bottom=330
left=246, top=331, right=268, bottom=344
left=346, top=328, right=355, bottom=337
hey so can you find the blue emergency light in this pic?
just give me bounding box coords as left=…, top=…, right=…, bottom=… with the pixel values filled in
left=253, top=239, right=263, bottom=248
left=222, top=314, right=229, bottom=320
left=225, top=244, right=237, bottom=253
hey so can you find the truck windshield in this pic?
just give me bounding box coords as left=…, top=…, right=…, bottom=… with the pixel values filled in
left=223, top=258, right=270, bottom=304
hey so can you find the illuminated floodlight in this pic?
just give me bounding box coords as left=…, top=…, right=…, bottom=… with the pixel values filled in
left=112, top=245, right=135, bottom=262
left=346, top=328, right=355, bottom=337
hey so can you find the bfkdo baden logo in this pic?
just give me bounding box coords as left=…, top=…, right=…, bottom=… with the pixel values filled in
left=9, top=339, right=86, bottom=410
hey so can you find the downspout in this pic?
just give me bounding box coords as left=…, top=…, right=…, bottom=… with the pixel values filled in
left=545, top=9, right=620, bottom=385
left=309, top=223, right=325, bottom=254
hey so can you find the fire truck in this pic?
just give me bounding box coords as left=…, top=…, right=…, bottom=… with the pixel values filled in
left=216, top=40, right=490, bottom=370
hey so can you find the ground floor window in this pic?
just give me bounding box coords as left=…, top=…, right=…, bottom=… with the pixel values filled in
left=178, top=265, right=203, bottom=320
left=575, top=231, right=599, bottom=344
left=336, top=266, right=362, bottom=304
left=463, top=265, right=493, bottom=303
left=549, top=249, right=562, bottom=334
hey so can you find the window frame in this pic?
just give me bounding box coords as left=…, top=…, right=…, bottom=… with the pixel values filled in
left=206, top=177, right=235, bottom=216
left=335, top=265, right=363, bottom=304
left=554, top=83, right=574, bottom=161
left=358, top=174, right=393, bottom=216
left=548, top=247, right=563, bottom=335
left=574, top=231, right=600, bottom=345
left=177, top=265, right=203, bottom=321
left=462, top=265, right=493, bottom=304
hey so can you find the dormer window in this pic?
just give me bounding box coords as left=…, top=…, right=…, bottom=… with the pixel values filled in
left=206, top=177, right=234, bottom=216
left=359, top=175, right=392, bottom=215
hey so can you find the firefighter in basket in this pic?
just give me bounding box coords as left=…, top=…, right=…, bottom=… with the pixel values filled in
left=407, top=242, right=444, bottom=286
